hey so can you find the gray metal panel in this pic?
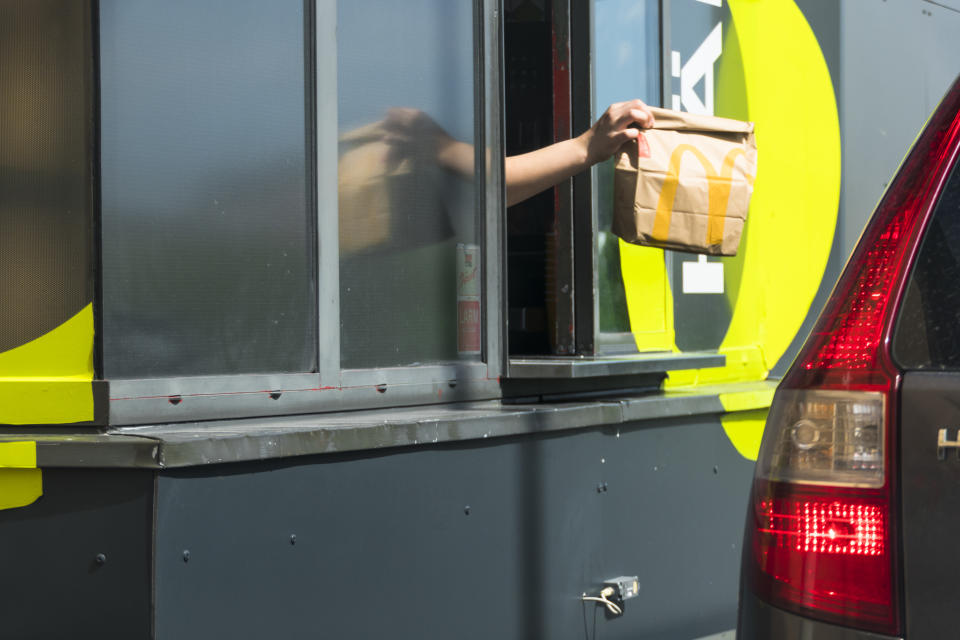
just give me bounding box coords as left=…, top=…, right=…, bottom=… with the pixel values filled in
left=339, top=361, right=490, bottom=387
left=507, top=351, right=725, bottom=378
left=922, top=0, right=960, bottom=13
left=0, top=469, right=154, bottom=639
left=838, top=0, right=960, bottom=261
left=898, top=372, right=960, bottom=639
left=108, top=376, right=503, bottom=426
left=738, top=589, right=900, bottom=640
left=154, top=413, right=752, bottom=639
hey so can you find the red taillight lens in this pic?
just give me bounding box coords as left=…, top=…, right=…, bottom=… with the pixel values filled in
left=750, top=482, right=896, bottom=632
left=746, top=78, right=960, bottom=637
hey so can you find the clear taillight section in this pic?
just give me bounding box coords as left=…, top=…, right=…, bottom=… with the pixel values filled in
left=757, top=391, right=884, bottom=488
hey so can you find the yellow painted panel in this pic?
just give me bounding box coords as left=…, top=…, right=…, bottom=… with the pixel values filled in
left=0, top=381, right=94, bottom=425
left=0, top=469, right=42, bottom=510
left=0, top=441, right=37, bottom=468
left=0, top=304, right=94, bottom=425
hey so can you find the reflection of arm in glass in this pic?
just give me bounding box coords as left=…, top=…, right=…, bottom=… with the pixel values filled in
left=383, top=100, right=655, bottom=207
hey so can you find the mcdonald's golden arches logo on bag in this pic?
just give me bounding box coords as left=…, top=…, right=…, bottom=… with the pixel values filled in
left=613, top=107, right=757, bottom=256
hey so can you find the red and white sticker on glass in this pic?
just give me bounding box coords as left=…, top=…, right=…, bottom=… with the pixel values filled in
left=457, top=243, right=481, bottom=355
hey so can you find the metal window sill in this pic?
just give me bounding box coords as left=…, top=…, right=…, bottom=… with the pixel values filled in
left=506, top=351, right=725, bottom=378
left=0, top=379, right=778, bottom=470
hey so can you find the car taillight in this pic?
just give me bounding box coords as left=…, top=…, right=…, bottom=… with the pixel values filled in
left=749, top=389, right=895, bottom=633
left=746, top=77, right=960, bottom=637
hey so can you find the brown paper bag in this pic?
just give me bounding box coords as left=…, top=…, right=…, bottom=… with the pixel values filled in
left=612, top=106, right=757, bottom=256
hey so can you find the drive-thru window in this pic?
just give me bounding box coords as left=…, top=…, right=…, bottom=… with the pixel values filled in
left=1, top=1, right=958, bottom=638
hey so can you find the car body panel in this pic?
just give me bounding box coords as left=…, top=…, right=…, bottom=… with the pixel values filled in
left=737, top=588, right=901, bottom=640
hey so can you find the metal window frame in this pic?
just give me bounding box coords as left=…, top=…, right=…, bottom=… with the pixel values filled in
left=103, top=0, right=506, bottom=426
left=581, top=0, right=672, bottom=355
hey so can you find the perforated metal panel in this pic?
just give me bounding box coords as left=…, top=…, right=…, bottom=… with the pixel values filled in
left=0, top=1, right=93, bottom=354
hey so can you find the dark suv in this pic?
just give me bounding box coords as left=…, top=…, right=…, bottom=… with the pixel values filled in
left=738, top=76, right=960, bottom=639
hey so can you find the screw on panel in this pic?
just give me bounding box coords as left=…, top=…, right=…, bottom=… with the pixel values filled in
left=95, top=553, right=107, bottom=566
left=290, top=534, right=297, bottom=545
left=464, top=506, right=471, bottom=515
left=713, top=465, right=719, bottom=475
left=596, top=482, right=608, bottom=493
left=182, top=550, right=191, bottom=563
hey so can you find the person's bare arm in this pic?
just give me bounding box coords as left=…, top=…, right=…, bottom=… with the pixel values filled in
left=380, top=100, right=655, bottom=207
left=505, top=99, right=655, bottom=206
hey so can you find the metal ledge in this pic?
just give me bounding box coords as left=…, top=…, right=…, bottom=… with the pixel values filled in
left=507, top=351, right=725, bottom=378
left=0, top=380, right=778, bottom=469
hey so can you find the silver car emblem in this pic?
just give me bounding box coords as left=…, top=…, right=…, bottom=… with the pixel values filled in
left=938, top=428, right=960, bottom=460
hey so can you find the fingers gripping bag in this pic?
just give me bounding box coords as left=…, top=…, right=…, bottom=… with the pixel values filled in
left=612, top=106, right=757, bottom=256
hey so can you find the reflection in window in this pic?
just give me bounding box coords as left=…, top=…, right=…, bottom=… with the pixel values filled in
left=100, top=0, right=315, bottom=378
left=337, top=0, right=480, bottom=369
left=592, top=0, right=660, bottom=352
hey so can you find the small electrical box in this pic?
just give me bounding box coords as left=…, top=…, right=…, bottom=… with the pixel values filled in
left=605, top=576, right=640, bottom=600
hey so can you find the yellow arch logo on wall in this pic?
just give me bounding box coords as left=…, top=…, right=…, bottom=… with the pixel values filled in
left=620, top=0, right=842, bottom=460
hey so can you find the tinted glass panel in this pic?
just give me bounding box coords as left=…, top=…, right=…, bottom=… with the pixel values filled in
left=893, top=159, right=960, bottom=369
left=337, top=0, right=479, bottom=369
left=100, top=0, right=315, bottom=378
left=0, top=2, right=93, bottom=355
left=592, top=0, right=660, bottom=347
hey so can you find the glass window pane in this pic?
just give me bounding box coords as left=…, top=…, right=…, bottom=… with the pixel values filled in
left=100, top=0, right=316, bottom=379
left=592, top=0, right=660, bottom=350
left=893, top=159, right=960, bottom=369
left=0, top=2, right=93, bottom=355
left=337, top=0, right=481, bottom=369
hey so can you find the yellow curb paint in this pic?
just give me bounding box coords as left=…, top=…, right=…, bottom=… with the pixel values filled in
left=0, top=442, right=41, bottom=511
left=0, top=304, right=94, bottom=425
left=0, top=441, right=37, bottom=468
